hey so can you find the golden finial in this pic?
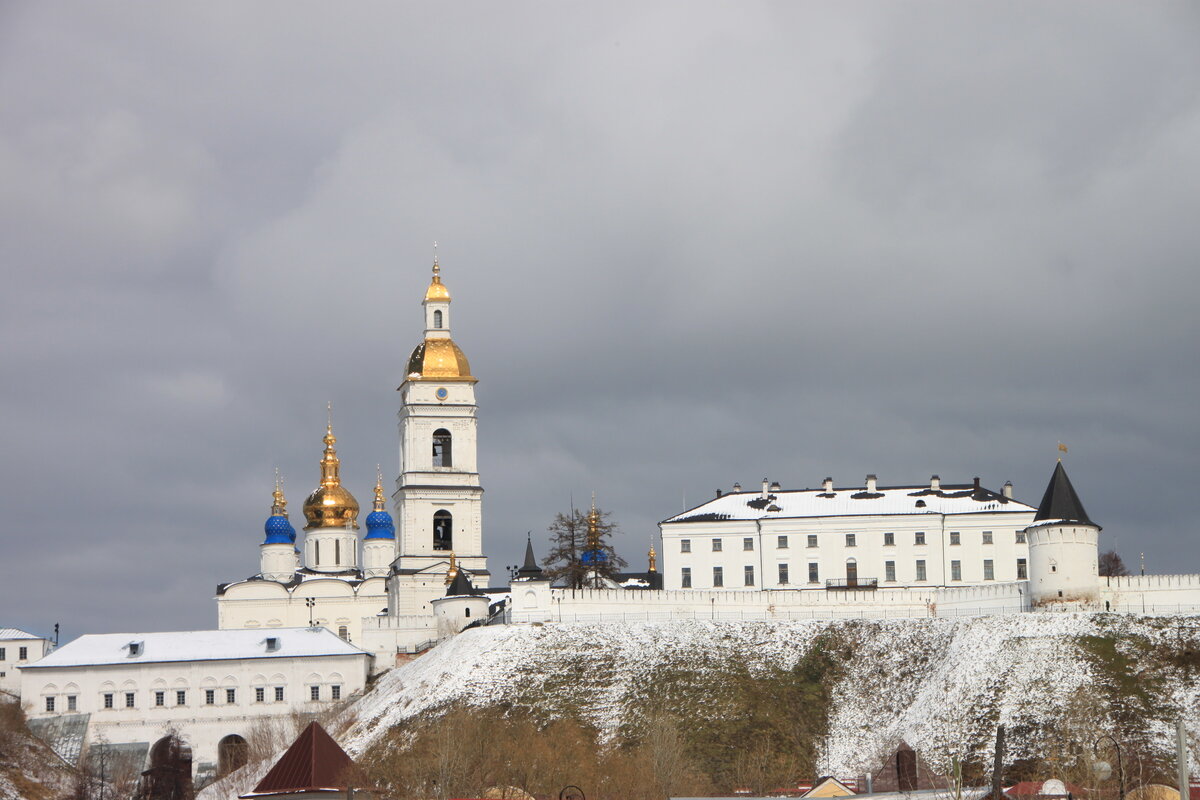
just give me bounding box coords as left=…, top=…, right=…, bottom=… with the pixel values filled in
left=373, top=465, right=386, bottom=512
left=648, top=539, right=658, bottom=573
left=586, top=493, right=601, bottom=550
left=425, top=246, right=451, bottom=301
left=444, top=551, right=458, bottom=585
left=272, top=468, right=288, bottom=517
left=320, top=407, right=340, bottom=488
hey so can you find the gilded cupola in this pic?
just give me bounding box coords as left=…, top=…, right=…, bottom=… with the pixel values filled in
left=302, top=414, right=360, bottom=529
left=405, top=258, right=476, bottom=383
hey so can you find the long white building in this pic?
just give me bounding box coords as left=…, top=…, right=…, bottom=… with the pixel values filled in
left=0, top=627, right=53, bottom=698
left=20, top=627, right=371, bottom=779
left=659, top=475, right=1035, bottom=592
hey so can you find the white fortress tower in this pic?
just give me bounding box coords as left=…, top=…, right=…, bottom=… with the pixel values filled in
left=388, top=257, right=489, bottom=615
left=1026, top=460, right=1100, bottom=607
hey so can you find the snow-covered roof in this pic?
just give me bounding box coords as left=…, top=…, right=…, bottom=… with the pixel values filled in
left=0, top=627, right=46, bottom=640
left=21, top=627, right=368, bottom=670
left=663, top=482, right=1035, bottom=524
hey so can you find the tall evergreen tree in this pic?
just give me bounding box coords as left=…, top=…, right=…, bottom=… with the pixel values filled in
left=545, top=501, right=627, bottom=588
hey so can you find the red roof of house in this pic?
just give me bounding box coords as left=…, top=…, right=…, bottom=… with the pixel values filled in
left=245, top=722, right=354, bottom=796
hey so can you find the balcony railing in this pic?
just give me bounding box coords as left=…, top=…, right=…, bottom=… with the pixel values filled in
left=826, top=578, right=879, bottom=591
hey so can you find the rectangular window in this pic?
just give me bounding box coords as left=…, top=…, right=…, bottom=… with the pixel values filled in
left=255, top=687, right=265, bottom=703
left=949, top=531, right=961, bottom=545
left=743, top=537, right=754, bottom=551
left=915, top=531, right=926, bottom=545
left=1015, top=530, right=1026, bottom=544
left=744, top=565, right=755, bottom=586
left=205, top=689, right=215, bottom=705
left=45, top=696, right=55, bottom=712
left=275, top=686, right=284, bottom=702
left=984, top=559, right=995, bottom=580
left=155, top=691, right=164, bottom=707
left=331, top=685, right=342, bottom=701
left=982, top=531, right=993, bottom=545
left=18, top=647, right=27, bottom=661
left=226, top=688, right=236, bottom=704
left=778, top=563, right=789, bottom=584
left=845, top=533, right=856, bottom=547
left=951, top=560, right=962, bottom=581
left=681, top=567, right=692, bottom=588
left=1017, top=558, right=1028, bottom=579
left=807, top=534, right=818, bottom=548
left=680, top=539, right=691, bottom=553
left=885, top=561, right=896, bottom=582
left=713, top=567, right=724, bottom=587
left=777, top=535, right=788, bottom=549
left=125, top=692, right=134, bottom=708
left=310, top=685, right=320, bottom=702
left=884, top=532, right=895, bottom=546
left=67, top=695, right=77, bottom=712
left=104, top=693, right=114, bottom=709
left=0, top=647, right=6, bottom=660
left=915, top=560, right=927, bottom=581
left=808, top=562, right=819, bottom=583
left=711, top=538, right=723, bottom=552
left=176, top=690, right=186, bottom=706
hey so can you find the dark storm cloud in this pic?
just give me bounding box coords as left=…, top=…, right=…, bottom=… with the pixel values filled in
left=2, top=2, right=1198, bottom=637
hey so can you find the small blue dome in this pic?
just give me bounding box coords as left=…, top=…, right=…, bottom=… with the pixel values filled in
left=364, top=509, right=395, bottom=540
left=263, top=514, right=296, bottom=545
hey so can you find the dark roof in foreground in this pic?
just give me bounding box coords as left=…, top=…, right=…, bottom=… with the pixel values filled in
left=244, top=721, right=353, bottom=797
left=1033, top=461, right=1096, bottom=527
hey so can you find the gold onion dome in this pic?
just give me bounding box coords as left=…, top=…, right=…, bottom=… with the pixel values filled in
left=302, top=418, right=360, bottom=529
left=405, top=259, right=475, bottom=382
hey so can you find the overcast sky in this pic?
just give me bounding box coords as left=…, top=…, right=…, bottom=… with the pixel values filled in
left=3, top=2, right=1199, bottom=640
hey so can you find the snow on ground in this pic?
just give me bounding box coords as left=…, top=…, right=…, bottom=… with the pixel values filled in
left=339, top=614, right=1200, bottom=776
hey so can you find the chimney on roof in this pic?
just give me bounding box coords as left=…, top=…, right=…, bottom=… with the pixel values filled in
left=974, top=476, right=981, bottom=490
left=1003, top=481, right=1013, bottom=499
left=770, top=481, right=781, bottom=492
left=823, top=477, right=833, bottom=492
left=930, top=475, right=940, bottom=491
left=716, top=488, right=722, bottom=498
left=761, top=479, right=769, bottom=500
left=733, top=482, right=742, bottom=493
left=866, top=474, right=877, bottom=493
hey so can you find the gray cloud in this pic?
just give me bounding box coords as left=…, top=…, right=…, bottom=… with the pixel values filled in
left=2, top=2, right=1198, bottom=637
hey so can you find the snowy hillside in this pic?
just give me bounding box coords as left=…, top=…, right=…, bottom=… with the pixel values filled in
left=341, top=614, right=1200, bottom=776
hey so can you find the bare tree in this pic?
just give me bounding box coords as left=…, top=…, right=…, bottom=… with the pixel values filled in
left=1099, top=550, right=1129, bottom=577
left=544, top=504, right=626, bottom=588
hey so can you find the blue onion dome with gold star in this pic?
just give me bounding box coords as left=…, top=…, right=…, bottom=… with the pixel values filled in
left=302, top=416, right=360, bottom=529
left=364, top=468, right=395, bottom=540
left=263, top=476, right=296, bottom=545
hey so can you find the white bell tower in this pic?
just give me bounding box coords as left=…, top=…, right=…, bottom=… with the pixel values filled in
left=389, top=256, right=489, bottom=614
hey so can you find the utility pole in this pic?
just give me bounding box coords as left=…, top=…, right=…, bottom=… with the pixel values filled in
left=992, top=725, right=1006, bottom=800
left=1178, top=720, right=1190, bottom=800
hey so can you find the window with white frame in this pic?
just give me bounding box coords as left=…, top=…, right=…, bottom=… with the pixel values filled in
left=982, top=531, right=993, bottom=545
left=226, top=688, right=236, bottom=704
left=884, top=532, right=895, bottom=546
left=712, top=539, right=722, bottom=552
left=915, top=531, right=926, bottom=545
left=205, top=689, right=215, bottom=705
left=45, top=696, right=55, bottom=712
left=310, top=685, right=320, bottom=702
left=778, top=563, right=789, bottom=584
left=255, top=687, right=265, bottom=703
left=807, top=534, right=818, bottom=548
left=949, top=531, right=961, bottom=545
left=885, top=561, right=896, bottom=582
left=845, top=533, right=856, bottom=547
left=680, top=539, right=691, bottom=553
left=176, top=690, right=186, bottom=706
left=104, top=693, right=114, bottom=709
left=951, top=560, right=962, bottom=581
left=274, top=686, right=284, bottom=702
left=1017, top=558, right=1028, bottom=579
left=681, top=567, right=692, bottom=588
left=915, top=560, right=927, bottom=581
left=983, top=559, right=994, bottom=580
left=331, top=685, right=342, bottom=701
left=808, top=562, right=819, bottom=583
left=713, top=566, right=724, bottom=587
left=1015, top=530, right=1026, bottom=544
left=125, top=692, right=134, bottom=708
left=744, top=565, right=755, bottom=586
left=67, top=695, right=77, bottom=711
left=155, top=691, right=164, bottom=707
left=778, top=535, right=788, bottom=549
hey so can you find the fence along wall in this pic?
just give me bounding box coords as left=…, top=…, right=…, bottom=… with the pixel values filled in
left=507, top=581, right=1029, bottom=623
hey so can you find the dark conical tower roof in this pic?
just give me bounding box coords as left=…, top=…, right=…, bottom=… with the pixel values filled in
left=516, top=535, right=544, bottom=580
left=1034, top=461, right=1096, bottom=527
left=246, top=721, right=353, bottom=796
left=446, top=569, right=475, bottom=596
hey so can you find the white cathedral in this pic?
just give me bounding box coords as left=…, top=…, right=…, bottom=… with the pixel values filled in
left=217, top=260, right=1200, bottom=670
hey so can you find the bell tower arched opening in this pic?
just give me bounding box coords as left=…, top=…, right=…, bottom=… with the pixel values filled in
left=432, top=429, right=452, bottom=468
left=433, top=510, right=453, bottom=551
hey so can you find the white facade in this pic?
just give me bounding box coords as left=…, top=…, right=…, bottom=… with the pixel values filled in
left=660, top=476, right=1034, bottom=592
left=0, top=628, right=52, bottom=698
left=20, top=628, right=370, bottom=777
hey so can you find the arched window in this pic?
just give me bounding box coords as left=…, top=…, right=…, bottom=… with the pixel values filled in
left=433, top=309, right=443, bottom=328
left=433, top=510, right=453, bottom=551
left=218, top=734, right=249, bottom=776
left=338, top=625, right=349, bottom=640
left=432, top=429, right=452, bottom=468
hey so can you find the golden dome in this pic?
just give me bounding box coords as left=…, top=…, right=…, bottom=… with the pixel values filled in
left=302, top=419, right=360, bottom=529
left=406, top=338, right=475, bottom=381
left=425, top=258, right=451, bottom=302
